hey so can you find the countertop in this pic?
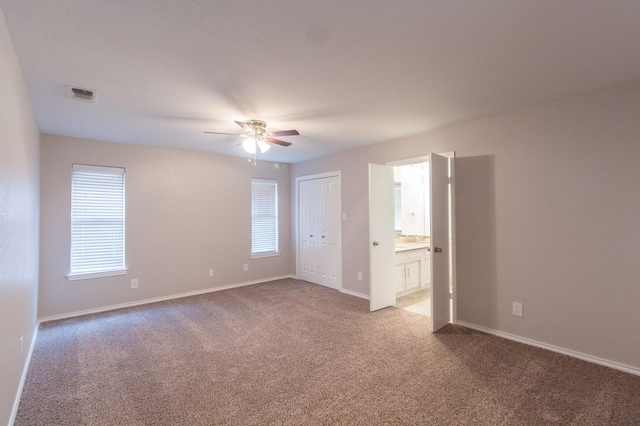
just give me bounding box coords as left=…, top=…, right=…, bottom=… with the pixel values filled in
left=395, top=242, right=430, bottom=253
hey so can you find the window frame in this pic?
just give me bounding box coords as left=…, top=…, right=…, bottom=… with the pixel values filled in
left=67, top=164, right=127, bottom=281
left=394, top=182, right=402, bottom=233
left=251, top=178, right=280, bottom=258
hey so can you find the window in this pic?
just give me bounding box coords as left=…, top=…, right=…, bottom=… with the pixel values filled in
left=251, top=178, right=278, bottom=257
left=394, top=183, right=402, bottom=233
left=68, top=164, right=126, bottom=280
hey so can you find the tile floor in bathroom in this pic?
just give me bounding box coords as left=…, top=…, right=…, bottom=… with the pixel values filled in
left=395, top=288, right=430, bottom=317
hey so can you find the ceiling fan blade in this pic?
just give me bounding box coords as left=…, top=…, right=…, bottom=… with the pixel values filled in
left=266, top=137, right=292, bottom=147
left=204, top=131, right=242, bottom=136
left=235, top=120, right=251, bottom=132
left=269, top=129, right=299, bottom=137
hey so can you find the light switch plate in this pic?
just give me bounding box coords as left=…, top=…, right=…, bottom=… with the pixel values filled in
left=512, top=302, right=523, bottom=317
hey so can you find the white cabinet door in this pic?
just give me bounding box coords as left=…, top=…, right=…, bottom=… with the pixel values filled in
left=423, top=250, right=431, bottom=286
left=394, top=250, right=425, bottom=294
left=405, top=260, right=421, bottom=291
left=394, top=263, right=405, bottom=293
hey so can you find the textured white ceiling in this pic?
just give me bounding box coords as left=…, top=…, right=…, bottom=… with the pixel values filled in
left=2, top=0, right=640, bottom=163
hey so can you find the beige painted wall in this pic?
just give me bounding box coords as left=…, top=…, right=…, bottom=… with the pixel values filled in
left=0, top=8, right=40, bottom=425
left=40, top=134, right=293, bottom=318
left=292, top=80, right=640, bottom=369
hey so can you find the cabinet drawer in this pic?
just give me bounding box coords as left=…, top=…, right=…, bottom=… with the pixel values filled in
left=395, top=252, right=409, bottom=262
left=408, top=248, right=426, bottom=259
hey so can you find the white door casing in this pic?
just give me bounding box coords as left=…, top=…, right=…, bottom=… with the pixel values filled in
left=369, top=163, right=396, bottom=311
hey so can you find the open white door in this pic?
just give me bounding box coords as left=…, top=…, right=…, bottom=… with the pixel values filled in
left=430, top=153, right=450, bottom=331
left=369, top=163, right=395, bottom=311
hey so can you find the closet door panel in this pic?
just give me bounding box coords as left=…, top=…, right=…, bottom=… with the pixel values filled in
left=319, top=177, right=340, bottom=289
left=298, top=176, right=341, bottom=290
left=299, top=180, right=319, bottom=283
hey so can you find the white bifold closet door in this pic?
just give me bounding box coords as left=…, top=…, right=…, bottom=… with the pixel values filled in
left=299, top=176, right=341, bottom=290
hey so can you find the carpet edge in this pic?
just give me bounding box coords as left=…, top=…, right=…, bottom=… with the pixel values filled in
left=38, top=275, right=296, bottom=323
left=340, top=288, right=369, bottom=300
left=457, top=320, right=640, bottom=377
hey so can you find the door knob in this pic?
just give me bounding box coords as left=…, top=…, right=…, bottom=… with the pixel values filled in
left=373, top=241, right=379, bottom=246
left=322, top=235, right=325, bottom=238
left=434, top=247, right=443, bottom=253
left=310, top=234, right=314, bottom=237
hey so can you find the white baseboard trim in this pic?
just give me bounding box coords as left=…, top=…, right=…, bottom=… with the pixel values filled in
left=341, top=288, right=369, bottom=300
left=290, top=276, right=369, bottom=300
left=9, top=323, right=39, bottom=426
left=39, top=275, right=296, bottom=323
left=456, top=320, right=640, bottom=377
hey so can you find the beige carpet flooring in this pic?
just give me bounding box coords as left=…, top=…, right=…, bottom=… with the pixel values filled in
left=16, top=278, right=640, bottom=425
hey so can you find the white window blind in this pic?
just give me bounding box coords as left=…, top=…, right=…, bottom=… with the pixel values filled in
left=251, top=178, right=278, bottom=256
left=394, top=183, right=402, bottom=232
left=69, top=164, right=126, bottom=280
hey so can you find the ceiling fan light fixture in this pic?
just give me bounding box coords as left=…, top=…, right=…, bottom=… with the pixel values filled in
left=257, top=139, right=271, bottom=153
left=242, top=137, right=257, bottom=154
left=205, top=120, right=298, bottom=162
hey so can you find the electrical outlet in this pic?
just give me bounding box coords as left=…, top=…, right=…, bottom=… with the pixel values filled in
left=357, top=272, right=363, bottom=281
left=512, top=302, right=523, bottom=317
left=131, top=278, right=138, bottom=289
left=243, top=264, right=249, bottom=272
left=209, top=269, right=214, bottom=277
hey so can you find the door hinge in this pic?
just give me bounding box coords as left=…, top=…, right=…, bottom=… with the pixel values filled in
left=447, top=177, right=453, bottom=184
left=449, top=292, right=453, bottom=300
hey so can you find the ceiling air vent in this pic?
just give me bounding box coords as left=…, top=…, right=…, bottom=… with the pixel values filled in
left=67, top=86, right=97, bottom=103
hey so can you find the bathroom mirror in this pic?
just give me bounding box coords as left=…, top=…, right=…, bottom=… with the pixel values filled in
left=394, top=162, right=430, bottom=236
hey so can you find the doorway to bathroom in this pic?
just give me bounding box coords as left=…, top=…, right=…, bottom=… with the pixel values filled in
left=392, top=161, right=431, bottom=317
left=369, top=152, right=456, bottom=331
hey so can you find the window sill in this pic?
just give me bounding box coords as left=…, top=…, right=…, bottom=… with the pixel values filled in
left=67, top=268, right=128, bottom=281
left=251, top=252, right=280, bottom=259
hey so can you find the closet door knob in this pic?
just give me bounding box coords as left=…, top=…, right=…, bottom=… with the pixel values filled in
left=373, top=241, right=379, bottom=246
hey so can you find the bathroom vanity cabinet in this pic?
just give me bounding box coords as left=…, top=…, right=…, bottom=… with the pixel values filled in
left=394, top=245, right=430, bottom=296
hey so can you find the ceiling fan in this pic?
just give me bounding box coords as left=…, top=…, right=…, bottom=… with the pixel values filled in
left=204, top=120, right=299, bottom=154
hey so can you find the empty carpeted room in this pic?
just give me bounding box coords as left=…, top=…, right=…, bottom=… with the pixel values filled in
left=2, top=1, right=640, bottom=425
